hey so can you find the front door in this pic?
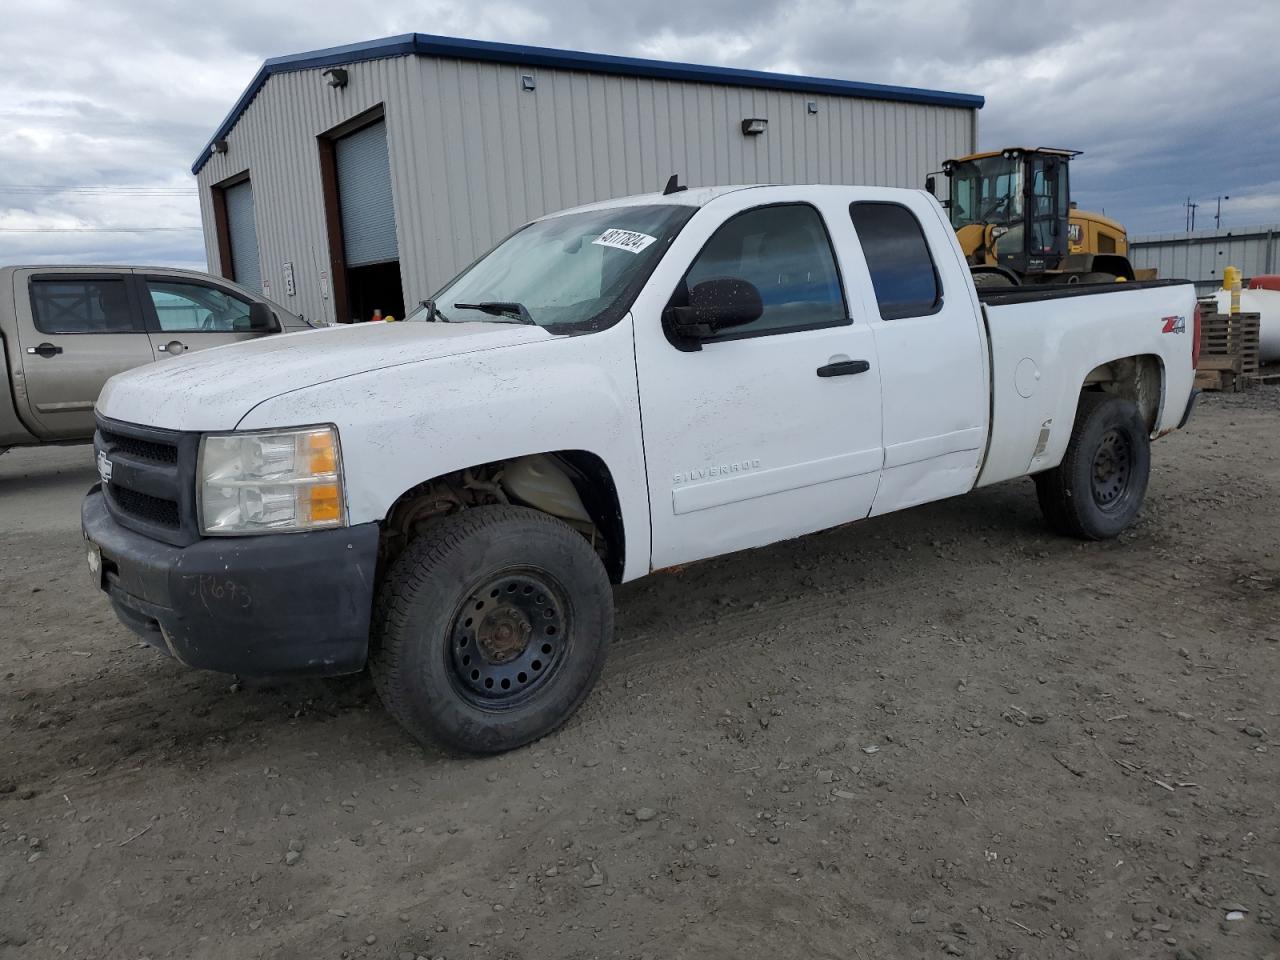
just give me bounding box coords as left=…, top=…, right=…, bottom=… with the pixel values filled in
left=14, top=272, right=154, bottom=439
left=138, top=274, right=279, bottom=359
left=633, top=194, right=884, bottom=570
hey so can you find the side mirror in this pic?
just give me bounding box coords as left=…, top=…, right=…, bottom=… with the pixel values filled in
left=666, top=278, right=763, bottom=346
left=925, top=175, right=936, bottom=196
left=248, top=301, right=277, bottom=332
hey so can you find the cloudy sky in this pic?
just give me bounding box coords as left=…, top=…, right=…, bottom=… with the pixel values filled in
left=2, top=0, right=1277, bottom=269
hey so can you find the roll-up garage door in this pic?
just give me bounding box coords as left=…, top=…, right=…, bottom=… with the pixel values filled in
left=224, top=180, right=261, bottom=293
left=335, top=120, right=398, bottom=267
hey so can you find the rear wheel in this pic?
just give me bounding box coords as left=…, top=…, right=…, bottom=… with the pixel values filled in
left=1076, top=271, right=1117, bottom=284
left=1034, top=392, right=1150, bottom=540
left=370, top=506, right=613, bottom=754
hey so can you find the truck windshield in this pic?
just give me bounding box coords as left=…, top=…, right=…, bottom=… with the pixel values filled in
left=410, top=204, right=696, bottom=332
left=948, top=155, right=1024, bottom=230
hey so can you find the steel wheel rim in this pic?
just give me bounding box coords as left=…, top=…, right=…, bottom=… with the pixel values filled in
left=1091, top=427, right=1133, bottom=510
left=447, top=568, right=570, bottom=708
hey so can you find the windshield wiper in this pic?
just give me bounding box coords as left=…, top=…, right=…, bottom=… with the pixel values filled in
left=453, top=301, right=535, bottom=325
left=417, top=299, right=449, bottom=322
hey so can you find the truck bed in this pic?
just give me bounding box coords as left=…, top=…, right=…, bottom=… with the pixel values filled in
left=976, top=277, right=1191, bottom=306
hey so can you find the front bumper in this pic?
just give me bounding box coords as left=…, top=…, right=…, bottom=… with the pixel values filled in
left=82, top=486, right=379, bottom=677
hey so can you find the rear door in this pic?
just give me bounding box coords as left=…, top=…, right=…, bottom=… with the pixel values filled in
left=138, top=273, right=279, bottom=359
left=633, top=190, right=884, bottom=569
left=13, top=270, right=154, bottom=439
left=846, top=195, right=989, bottom=516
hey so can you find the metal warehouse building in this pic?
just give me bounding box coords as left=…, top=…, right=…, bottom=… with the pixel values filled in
left=1130, top=224, right=1280, bottom=295
left=194, top=33, right=983, bottom=326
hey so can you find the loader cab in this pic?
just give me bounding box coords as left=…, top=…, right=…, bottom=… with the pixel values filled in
left=943, top=148, right=1075, bottom=278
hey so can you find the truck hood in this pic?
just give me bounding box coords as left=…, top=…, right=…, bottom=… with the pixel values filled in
left=96, top=321, right=555, bottom=431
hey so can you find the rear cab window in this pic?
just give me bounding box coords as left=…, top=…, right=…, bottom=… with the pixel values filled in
left=849, top=202, right=943, bottom=320
left=29, top=278, right=140, bottom=334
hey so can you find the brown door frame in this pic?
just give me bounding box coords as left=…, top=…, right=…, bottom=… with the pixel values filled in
left=209, top=170, right=251, bottom=282
left=317, top=104, right=386, bottom=324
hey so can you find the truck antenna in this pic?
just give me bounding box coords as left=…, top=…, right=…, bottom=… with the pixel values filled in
left=662, top=174, right=688, bottom=196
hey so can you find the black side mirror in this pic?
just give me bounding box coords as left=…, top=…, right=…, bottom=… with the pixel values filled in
left=248, top=301, right=277, bottom=332
left=665, top=278, right=763, bottom=348
left=925, top=175, right=936, bottom=195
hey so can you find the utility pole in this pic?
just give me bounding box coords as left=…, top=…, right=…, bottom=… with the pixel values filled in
left=1214, top=195, right=1230, bottom=229
left=1185, top=197, right=1199, bottom=232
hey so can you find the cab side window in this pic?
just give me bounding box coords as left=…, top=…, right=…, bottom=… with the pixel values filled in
left=679, top=203, right=847, bottom=340
left=849, top=202, right=942, bottom=321
left=145, top=280, right=261, bottom=333
left=30, top=278, right=139, bottom=334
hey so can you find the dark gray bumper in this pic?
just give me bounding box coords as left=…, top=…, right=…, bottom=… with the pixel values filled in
left=82, top=486, right=378, bottom=677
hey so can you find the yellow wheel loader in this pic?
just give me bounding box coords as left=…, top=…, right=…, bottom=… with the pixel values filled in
left=927, top=148, right=1141, bottom=287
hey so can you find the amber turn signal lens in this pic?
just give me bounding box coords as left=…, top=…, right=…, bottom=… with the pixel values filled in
left=305, top=483, right=342, bottom=524
left=306, top=432, right=337, bottom=474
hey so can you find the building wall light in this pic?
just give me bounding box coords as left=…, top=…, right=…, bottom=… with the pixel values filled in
left=323, top=68, right=349, bottom=89
left=741, top=118, right=767, bottom=136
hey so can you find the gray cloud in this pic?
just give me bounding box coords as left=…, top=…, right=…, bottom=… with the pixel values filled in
left=3, top=0, right=1277, bottom=270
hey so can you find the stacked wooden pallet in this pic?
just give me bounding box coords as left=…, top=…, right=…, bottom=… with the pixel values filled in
left=1195, top=300, right=1261, bottom=392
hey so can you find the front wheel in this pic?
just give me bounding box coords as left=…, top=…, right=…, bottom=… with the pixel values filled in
left=370, top=506, right=613, bottom=754
left=1034, top=392, right=1150, bottom=540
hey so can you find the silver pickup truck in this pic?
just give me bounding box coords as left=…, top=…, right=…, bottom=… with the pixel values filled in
left=1, top=265, right=307, bottom=452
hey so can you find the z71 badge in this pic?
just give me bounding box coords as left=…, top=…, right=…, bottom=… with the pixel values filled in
left=1161, top=315, right=1186, bottom=334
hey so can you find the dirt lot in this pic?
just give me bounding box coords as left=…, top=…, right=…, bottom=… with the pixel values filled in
left=2, top=390, right=1278, bottom=960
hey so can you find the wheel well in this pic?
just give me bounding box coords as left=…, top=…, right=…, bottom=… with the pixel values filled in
left=1081, top=354, right=1163, bottom=431
left=380, top=451, right=626, bottom=583
left=1091, top=255, right=1136, bottom=281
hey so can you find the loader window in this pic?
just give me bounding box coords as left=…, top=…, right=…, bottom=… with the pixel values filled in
left=948, top=155, right=1023, bottom=230
left=849, top=202, right=941, bottom=321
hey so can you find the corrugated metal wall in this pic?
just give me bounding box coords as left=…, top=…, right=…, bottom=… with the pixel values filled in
left=1130, top=225, right=1279, bottom=294
left=198, top=53, right=976, bottom=325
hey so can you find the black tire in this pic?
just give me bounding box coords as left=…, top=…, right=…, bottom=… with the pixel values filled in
left=972, top=271, right=1017, bottom=288
left=370, top=506, right=613, bottom=754
left=1034, top=392, right=1150, bottom=540
left=1076, top=271, right=1117, bottom=284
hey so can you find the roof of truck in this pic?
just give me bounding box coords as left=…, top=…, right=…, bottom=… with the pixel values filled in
left=1, top=264, right=214, bottom=274
left=193, top=33, right=985, bottom=175
left=541, top=183, right=932, bottom=220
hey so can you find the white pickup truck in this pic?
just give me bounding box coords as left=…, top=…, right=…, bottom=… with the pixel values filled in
left=83, top=184, right=1200, bottom=753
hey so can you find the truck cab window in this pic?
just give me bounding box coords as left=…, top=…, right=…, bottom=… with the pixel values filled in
left=678, top=203, right=847, bottom=340
left=849, top=202, right=942, bottom=321
left=30, top=279, right=137, bottom=334
left=146, top=280, right=258, bottom=332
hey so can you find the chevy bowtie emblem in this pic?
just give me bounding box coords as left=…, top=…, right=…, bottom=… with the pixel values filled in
left=97, top=451, right=113, bottom=485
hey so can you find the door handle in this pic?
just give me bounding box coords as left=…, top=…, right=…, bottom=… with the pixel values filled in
left=816, top=359, right=870, bottom=377
left=26, top=343, right=63, bottom=358
left=157, top=341, right=187, bottom=354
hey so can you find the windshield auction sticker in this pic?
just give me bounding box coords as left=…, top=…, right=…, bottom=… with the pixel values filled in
left=592, top=228, right=658, bottom=254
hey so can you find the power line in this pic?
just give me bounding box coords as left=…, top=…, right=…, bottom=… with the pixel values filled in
left=0, top=226, right=195, bottom=233
left=0, top=185, right=196, bottom=196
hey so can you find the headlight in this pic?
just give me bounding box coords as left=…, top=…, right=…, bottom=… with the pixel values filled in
left=198, top=425, right=345, bottom=535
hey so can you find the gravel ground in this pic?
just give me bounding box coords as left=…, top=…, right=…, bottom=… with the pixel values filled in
left=2, top=389, right=1278, bottom=960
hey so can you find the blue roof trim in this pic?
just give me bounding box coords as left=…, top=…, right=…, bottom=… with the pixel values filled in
left=193, top=33, right=984, bottom=175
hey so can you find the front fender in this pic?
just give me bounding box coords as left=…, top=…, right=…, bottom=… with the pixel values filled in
left=238, top=316, right=652, bottom=581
